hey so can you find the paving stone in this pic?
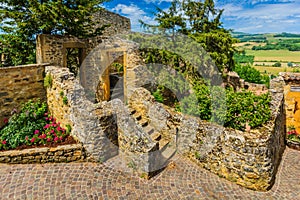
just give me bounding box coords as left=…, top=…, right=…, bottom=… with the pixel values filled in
left=0, top=147, right=299, bottom=199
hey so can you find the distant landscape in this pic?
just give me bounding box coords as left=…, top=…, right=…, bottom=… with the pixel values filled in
left=232, top=32, right=300, bottom=76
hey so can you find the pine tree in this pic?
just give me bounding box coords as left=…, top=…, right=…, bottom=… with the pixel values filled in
left=0, top=0, right=110, bottom=66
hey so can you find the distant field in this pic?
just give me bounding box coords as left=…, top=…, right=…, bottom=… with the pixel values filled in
left=254, top=66, right=294, bottom=75
left=246, top=50, right=300, bottom=63
left=234, top=42, right=266, bottom=50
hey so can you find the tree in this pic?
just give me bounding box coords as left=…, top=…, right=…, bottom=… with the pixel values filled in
left=140, top=0, right=237, bottom=73
left=273, top=62, right=281, bottom=67
left=0, top=0, right=110, bottom=67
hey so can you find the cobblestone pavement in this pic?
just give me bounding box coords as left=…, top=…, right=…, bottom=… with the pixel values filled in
left=0, top=147, right=299, bottom=200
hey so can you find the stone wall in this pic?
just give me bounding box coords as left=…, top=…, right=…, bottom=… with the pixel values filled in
left=0, top=144, right=85, bottom=164
left=93, top=9, right=131, bottom=36
left=36, top=34, right=88, bottom=67
left=226, top=71, right=268, bottom=95
left=128, top=86, right=285, bottom=191
left=0, top=64, right=47, bottom=128
left=45, top=66, right=158, bottom=177
left=280, top=72, right=300, bottom=133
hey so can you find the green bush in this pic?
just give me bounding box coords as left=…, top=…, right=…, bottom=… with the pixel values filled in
left=0, top=100, right=70, bottom=150
left=273, top=62, right=281, bottom=67
left=224, top=89, right=271, bottom=130
left=0, top=100, right=47, bottom=149
left=233, top=64, right=264, bottom=84
left=152, top=87, right=164, bottom=103
left=179, top=84, right=271, bottom=131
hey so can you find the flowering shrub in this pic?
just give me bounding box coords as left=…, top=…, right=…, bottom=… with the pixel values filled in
left=24, top=114, right=69, bottom=146
left=0, top=100, right=71, bottom=150
left=287, top=129, right=300, bottom=143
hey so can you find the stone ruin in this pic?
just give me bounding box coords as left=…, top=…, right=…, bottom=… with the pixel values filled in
left=0, top=9, right=294, bottom=191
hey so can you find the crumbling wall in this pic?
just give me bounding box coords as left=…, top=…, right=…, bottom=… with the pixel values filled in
left=36, top=34, right=88, bottom=67
left=226, top=71, right=268, bottom=94
left=46, top=66, right=158, bottom=177
left=0, top=64, right=47, bottom=128
left=129, top=86, right=285, bottom=191
left=93, top=9, right=131, bottom=36
left=280, top=72, right=300, bottom=133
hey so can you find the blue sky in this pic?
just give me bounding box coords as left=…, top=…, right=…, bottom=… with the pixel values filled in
left=103, top=0, right=300, bottom=33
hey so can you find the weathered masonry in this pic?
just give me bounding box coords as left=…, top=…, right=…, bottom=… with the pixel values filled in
left=0, top=9, right=292, bottom=191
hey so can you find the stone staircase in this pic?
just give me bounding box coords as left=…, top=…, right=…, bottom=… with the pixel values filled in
left=128, top=107, right=176, bottom=169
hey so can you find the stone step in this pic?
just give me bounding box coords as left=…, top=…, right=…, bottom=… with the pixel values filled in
left=159, top=139, right=170, bottom=150
left=139, top=119, right=148, bottom=127
left=132, top=112, right=142, bottom=121
left=128, top=108, right=136, bottom=115
left=144, top=126, right=154, bottom=135
left=151, top=132, right=161, bottom=141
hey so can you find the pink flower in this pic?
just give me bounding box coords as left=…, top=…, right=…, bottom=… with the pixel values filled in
left=41, top=134, right=46, bottom=139
left=57, top=127, right=61, bottom=131
left=59, top=136, right=63, bottom=141
left=45, top=117, right=49, bottom=121
left=44, top=124, right=50, bottom=129
left=2, top=140, right=6, bottom=145
left=51, top=130, right=55, bottom=134
left=47, top=138, right=51, bottom=142
left=34, top=130, right=40, bottom=135
left=30, top=138, right=35, bottom=143
left=54, top=137, right=59, bottom=142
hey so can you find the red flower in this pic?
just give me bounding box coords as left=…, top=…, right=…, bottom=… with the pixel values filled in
left=3, top=118, right=8, bottom=124
left=30, top=138, right=35, bottom=143
left=54, top=137, right=59, bottom=142
left=47, top=138, right=51, bottom=142
left=2, top=140, right=6, bottom=145
left=34, top=130, right=40, bottom=135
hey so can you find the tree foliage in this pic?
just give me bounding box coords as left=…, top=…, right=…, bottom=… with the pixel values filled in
left=0, top=0, right=109, bottom=66
left=140, top=0, right=237, bottom=73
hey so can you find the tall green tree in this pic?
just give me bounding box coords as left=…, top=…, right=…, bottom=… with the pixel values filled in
left=140, top=0, right=237, bottom=73
left=0, top=0, right=109, bottom=66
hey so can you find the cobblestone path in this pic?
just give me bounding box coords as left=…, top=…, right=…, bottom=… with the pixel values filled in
left=0, top=147, right=299, bottom=200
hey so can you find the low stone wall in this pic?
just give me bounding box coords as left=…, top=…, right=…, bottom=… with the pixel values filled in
left=0, top=64, right=47, bottom=128
left=46, top=66, right=158, bottom=178
left=0, top=144, right=85, bottom=164
left=130, top=86, right=285, bottom=191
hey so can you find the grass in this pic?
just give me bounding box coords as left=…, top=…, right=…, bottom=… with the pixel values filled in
left=254, top=66, right=294, bottom=75
left=246, top=50, right=300, bottom=63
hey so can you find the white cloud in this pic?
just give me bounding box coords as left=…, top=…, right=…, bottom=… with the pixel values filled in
left=220, top=2, right=300, bottom=33
left=112, top=4, right=156, bottom=31
left=144, top=0, right=173, bottom=4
